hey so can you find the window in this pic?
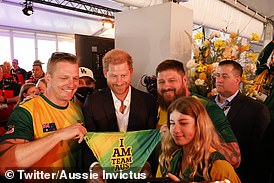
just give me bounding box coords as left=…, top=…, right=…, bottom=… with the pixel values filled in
left=0, top=29, right=11, bottom=63
left=13, top=35, right=35, bottom=72
left=37, top=34, right=57, bottom=70
left=0, top=27, right=75, bottom=72
left=58, top=35, right=75, bottom=54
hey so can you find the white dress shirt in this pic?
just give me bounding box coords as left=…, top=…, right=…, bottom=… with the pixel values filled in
left=111, top=87, right=131, bottom=132
left=215, top=90, right=239, bottom=116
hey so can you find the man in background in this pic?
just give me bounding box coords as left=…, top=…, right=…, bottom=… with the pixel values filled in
left=74, top=66, right=96, bottom=107
left=10, top=59, right=27, bottom=84
left=26, top=60, right=45, bottom=83
left=213, top=60, right=270, bottom=182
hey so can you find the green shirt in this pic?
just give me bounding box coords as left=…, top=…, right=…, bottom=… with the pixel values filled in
left=2, top=94, right=84, bottom=172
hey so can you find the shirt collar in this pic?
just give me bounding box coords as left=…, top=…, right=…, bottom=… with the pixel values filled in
left=111, top=86, right=131, bottom=107
left=215, top=90, right=239, bottom=105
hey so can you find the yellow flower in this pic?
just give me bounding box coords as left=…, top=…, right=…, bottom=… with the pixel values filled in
left=214, top=39, right=226, bottom=51
left=250, top=33, right=260, bottom=41
left=203, top=39, right=210, bottom=47
left=187, top=31, right=259, bottom=97
left=194, top=32, right=204, bottom=40
left=197, top=62, right=207, bottom=72
left=246, top=53, right=258, bottom=63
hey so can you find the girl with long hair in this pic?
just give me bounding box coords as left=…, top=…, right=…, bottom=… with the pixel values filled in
left=159, top=96, right=240, bottom=182
left=16, top=83, right=36, bottom=106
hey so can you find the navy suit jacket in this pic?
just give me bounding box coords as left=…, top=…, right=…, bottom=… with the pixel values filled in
left=211, top=92, right=270, bottom=182
left=82, top=86, right=158, bottom=171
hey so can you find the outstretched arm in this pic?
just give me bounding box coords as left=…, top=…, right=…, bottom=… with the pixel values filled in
left=0, top=123, right=86, bottom=175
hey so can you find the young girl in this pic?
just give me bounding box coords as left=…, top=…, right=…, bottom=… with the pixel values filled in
left=159, top=96, right=240, bottom=182
left=16, top=83, right=36, bottom=105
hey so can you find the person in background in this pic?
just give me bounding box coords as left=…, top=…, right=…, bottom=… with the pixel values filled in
left=26, top=70, right=33, bottom=80
left=74, top=67, right=96, bottom=107
left=212, top=60, right=270, bottom=182
left=156, top=59, right=240, bottom=168
left=16, top=83, right=36, bottom=106
left=254, top=40, right=274, bottom=121
left=247, top=40, right=274, bottom=182
left=0, top=52, right=86, bottom=177
left=0, top=66, right=20, bottom=126
left=35, top=77, right=47, bottom=95
left=159, top=97, right=240, bottom=182
left=2, top=61, right=12, bottom=75
left=3, top=61, right=19, bottom=84
left=10, top=59, right=27, bottom=85
left=26, top=60, right=45, bottom=83
left=83, top=49, right=158, bottom=181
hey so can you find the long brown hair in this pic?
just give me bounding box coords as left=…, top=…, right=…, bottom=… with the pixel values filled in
left=159, top=96, right=223, bottom=180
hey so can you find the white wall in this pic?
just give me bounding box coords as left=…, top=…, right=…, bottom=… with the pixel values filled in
left=115, top=2, right=193, bottom=90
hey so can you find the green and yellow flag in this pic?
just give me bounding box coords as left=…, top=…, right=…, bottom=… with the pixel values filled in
left=84, top=129, right=161, bottom=174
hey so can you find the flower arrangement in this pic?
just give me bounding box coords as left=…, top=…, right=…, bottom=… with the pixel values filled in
left=186, top=31, right=260, bottom=97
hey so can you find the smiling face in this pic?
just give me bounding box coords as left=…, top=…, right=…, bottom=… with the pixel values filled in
left=104, top=62, right=132, bottom=100
left=169, top=110, right=196, bottom=148
left=157, top=69, right=187, bottom=110
left=45, top=61, right=79, bottom=106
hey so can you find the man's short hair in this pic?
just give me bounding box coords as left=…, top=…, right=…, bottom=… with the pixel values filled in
left=156, top=59, right=185, bottom=76
left=47, top=52, right=78, bottom=74
left=12, top=59, right=18, bottom=64
left=219, top=60, right=243, bottom=76
left=102, top=49, right=133, bottom=72
left=33, top=60, right=44, bottom=69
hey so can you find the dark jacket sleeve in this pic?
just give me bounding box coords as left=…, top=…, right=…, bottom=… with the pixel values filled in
left=147, top=94, right=158, bottom=129
left=251, top=103, right=271, bottom=156
left=82, top=93, right=97, bottom=172
left=256, top=40, right=274, bottom=75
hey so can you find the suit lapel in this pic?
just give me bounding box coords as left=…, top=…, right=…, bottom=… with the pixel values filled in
left=227, top=92, right=245, bottom=122
left=128, top=87, right=138, bottom=131
left=102, top=88, right=119, bottom=131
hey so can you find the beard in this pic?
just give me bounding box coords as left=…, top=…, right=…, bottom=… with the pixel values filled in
left=157, top=87, right=186, bottom=111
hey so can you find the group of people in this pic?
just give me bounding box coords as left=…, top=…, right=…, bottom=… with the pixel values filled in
left=0, top=42, right=273, bottom=182
left=0, top=59, right=46, bottom=134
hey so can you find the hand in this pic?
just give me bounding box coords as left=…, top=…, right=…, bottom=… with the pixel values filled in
left=140, top=162, right=152, bottom=178
left=55, top=123, right=87, bottom=143
left=0, top=95, right=5, bottom=103
left=20, top=95, right=37, bottom=104
left=88, top=163, right=106, bottom=183
left=160, top=124, right=169, bottom=137
left=168, top=173, right=180, bottom=182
